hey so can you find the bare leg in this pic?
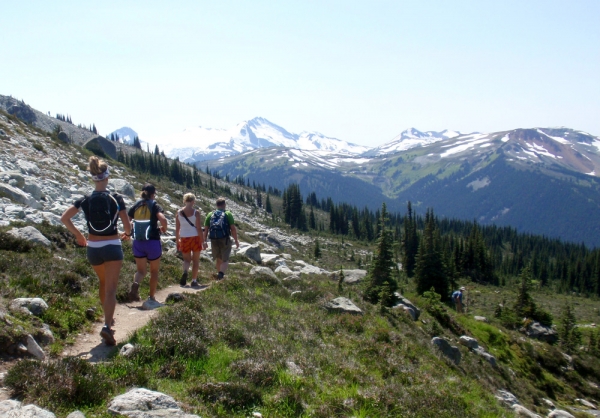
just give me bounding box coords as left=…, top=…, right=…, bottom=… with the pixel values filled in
left=134, top=258, right=147, bottom=284
left=219, top=261, right=229, bottom=274
left=182, top=252, right=192, bottom=274
left=149, top=258, right=161, bottom=298
left=191, top=250, right=200, bottom=280
left=92, top=264, right=106, bottom=305
left=215, top=259, right=221, bottom=273
left=101, top=260, right=122, bottom=327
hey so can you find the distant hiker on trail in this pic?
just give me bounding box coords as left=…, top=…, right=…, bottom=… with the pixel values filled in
left=127, top=184, right=168, bottom=304
left=452, top=286, right=466, bottom=313
left=203, top=197, right=239, bottom=280
left=176, top=193, right=204, bottom=287
left=60, top=156, right=131, bottom=346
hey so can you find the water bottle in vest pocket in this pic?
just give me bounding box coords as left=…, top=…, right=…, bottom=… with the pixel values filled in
left=132, top=200, right=156, bottom=241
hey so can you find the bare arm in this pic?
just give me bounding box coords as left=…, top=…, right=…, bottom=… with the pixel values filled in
left=60, top=206, right=87, bottom=247
left=175, top=212, right=181, bottom=241
left=195, top=212, right=204, bottom=245
left=202, top=220, right=209, bottom=248
left=230, top=224, right=239, bottom=248
left=118, top=210, right=131, bottom=240
left=157, top=212, right=168, bottom=234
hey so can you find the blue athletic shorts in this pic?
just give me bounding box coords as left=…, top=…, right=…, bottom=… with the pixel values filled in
left=133, top=240, right=162, bottom=261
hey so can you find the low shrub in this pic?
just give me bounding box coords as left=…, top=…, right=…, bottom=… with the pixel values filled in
left=5, top=358, right=113, bottom=410
left=189, top=381, right=262, bottom=411
left=0, top=232, right=33, bottom=252
left=230, top=359, right=276, bottom=387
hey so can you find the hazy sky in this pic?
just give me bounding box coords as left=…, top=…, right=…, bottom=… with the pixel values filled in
left=1, top=1, right=598, bottom=146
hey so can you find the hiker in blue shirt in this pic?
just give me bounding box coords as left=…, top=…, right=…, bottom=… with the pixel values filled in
left=452, top=286, right=466, bottom=313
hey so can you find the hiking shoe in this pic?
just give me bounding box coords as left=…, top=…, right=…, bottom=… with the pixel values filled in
left=128, top=282, right=140, bottom=302
left=217, top=272, right=225, bottom=281
left=148, top=296, right=157, bottom=302
left=180, top=270, right=188, bottom=286
left=100, top=326, right=116, bottom=346
left=191, top=280, right=199, bottom=287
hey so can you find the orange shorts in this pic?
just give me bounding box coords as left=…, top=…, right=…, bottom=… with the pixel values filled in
left=178, top=236, right=201, bottom=253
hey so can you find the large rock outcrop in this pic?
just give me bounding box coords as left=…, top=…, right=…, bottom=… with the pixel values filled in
left=84, top=135, right=117, bottom=160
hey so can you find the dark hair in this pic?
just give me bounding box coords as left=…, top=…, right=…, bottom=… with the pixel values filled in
left=216, top=197, right=226, bottom=207
left=141, top=183, right=156, bottom=199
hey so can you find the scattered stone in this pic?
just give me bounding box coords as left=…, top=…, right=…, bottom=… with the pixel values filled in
left=431, top=337, right=461, bottom=365
left=107, top=388, right=200, bottom=417
left=17, top=159, right=40, bottom=175
left=0, top=399, right=55, bottom=417
left=86, top=308, right=96, bottom=320
left=250, top=266, right=277, bottom=279
left=548, top=410, right=575, bottom=418
left=330, top=269, right=367, bottom=284
left=512, top=404, right=541, bottom=417
left=141, top=298, right=164, bottom=310
left=57, top=131, right=70, bottom=142
left=120, top=343, right=135, bottom=357
left=10, top=297, right=49, bottom=316
left=392, top=293, right=421, bottom=320
left=324, top=297, right=363, bottom=315
left=474, top=347, right=497, bottom=367
left=575, top=398, right=596, bottom=409
left=474, top=316, right=488, bottom=322
left=0, top=128, right=5, bottom=136
left=393, top=304, right=418, bottom=321
left=166, top=293, right=186, bottom=304
left=109, top=179, right=136, bottom=199
left=521, top=321, right=558, bottom=344
left=8, top=226, right=51, bottom=247
left=495, top=389, right=519, bottom=407
left=300, top=264, right=328, bottom=275
left=66, top=412, right=86, bottom=418
left=34, top=324, right=55, bottom=346
left=261, top=254, right=280, bottom=263
left=23, top=180, right=43, bottom=200
left=84, top=135, right=117, bottom=160
left=459, top=336, right=479, bottom=349
left=0, top=183, right=41, bottom=209
left=290, top=291, right=302, bottom=298
left=286, top=361, right=303, bottom=376
left=252, top=413, right=263, bottom=418
left=274, top=265, right=294, bottom=275
left=238, top=244, right=262, bottom=263
left=25, top=334, right=45, bottom=360
left=542, top=398, right=555, bottom=409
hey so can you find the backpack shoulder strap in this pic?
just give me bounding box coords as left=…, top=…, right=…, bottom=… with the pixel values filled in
left=180, top=209, right=195, bottom=227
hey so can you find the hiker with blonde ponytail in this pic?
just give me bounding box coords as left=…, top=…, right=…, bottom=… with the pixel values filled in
left=176, top=193, right=204, bottom=287
left=61, top=156, right=131, bottom=346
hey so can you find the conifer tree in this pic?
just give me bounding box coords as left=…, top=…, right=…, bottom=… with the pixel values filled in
left=559, top=303, right=581, bottom=354
left=402, top=201, right=419, bottom=277
left=415, top=209, right=448, bottom=299
left=309, top=206, right=316, bottom=229
left=363, top=203, right=397, bottom=304
left=314, top=239, right=321, bottom=259
left=265, top=194, right=273, bottom=214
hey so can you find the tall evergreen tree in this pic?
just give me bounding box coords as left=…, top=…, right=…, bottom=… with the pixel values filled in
left=402, top=201, right=419, bottom=277
left=265, top=194, right=273, bottom=214
left=559, top=303, right=581, bottom=354
left=415, top=209, right=448, bottom=300
left=363, top=203, right=397, bottom=304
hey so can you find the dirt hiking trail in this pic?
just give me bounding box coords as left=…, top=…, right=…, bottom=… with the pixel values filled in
left=61, top=284, right=210, bottom=362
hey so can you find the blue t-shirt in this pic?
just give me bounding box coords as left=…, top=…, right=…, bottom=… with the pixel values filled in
left=452, top=291, right=463, bottom=303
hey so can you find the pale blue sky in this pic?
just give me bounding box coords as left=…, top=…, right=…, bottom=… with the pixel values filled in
left=1, top=1, right=598, bottom=146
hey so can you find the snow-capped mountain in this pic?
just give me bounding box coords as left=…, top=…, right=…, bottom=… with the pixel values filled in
left=107, top=127, right=138, bottom=144
left=364, top=128, right=467, bottom=156
left=143, top=117, right=369, bottom=163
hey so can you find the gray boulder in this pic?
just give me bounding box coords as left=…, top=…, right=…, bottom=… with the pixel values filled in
left=10, top=297, right=49, bottom=316
left=392, top=304, right=418, bottom=321
left=474, top=316, right=488, bottom=322
left=511, top=404, right=541, bottom=417
left=522, top=321, right=558, bottom=344
left=274, top=265, right=294, bottom=276
left=7, top=103, right=37, bottom=124
left=109, top=179, right=136, bottom=199
left=495, top=389, right=519, bottom=407
left=17, top=159, right=40, bottom=175
left=34, top=324, right=55, bottom=346
left=238, top=244, right=261, bottom=263
left=431, top=337, right=461, bottom=365
left=548, top=411, right=575, bottom=418
left=26, top=334, right=45, bottom=360
left=331, top=269, right=367, bottom=284
left=250, top=266, right=277, bottom=279
left=107, top=388, right=200, bottom=418
left=23, top=180, right=43, bottom=200
left=0, top=399, right=55, bottom=417
left=324, top=297, right=363, bottom=315
left=459, top=335, right=479, bottom=349
left=0, top=183, right=41, bottom=209
left=57, top=131, right=70, bottom=143
left=393, top=293, right=421, bottom=320
left=474, top=347, right=497, bottom=367
left=575, top=399, right=595, bottom=409
left=84, top=135, right=117, bottom=160
left=120, top=343, right=136, bottom=357
left=8, top=226, right=51, bottom=247
left=66, top=412, right=85, bottom=418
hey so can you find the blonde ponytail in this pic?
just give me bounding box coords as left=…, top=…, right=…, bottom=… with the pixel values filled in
left=89, top=156, right=108, bottom=176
